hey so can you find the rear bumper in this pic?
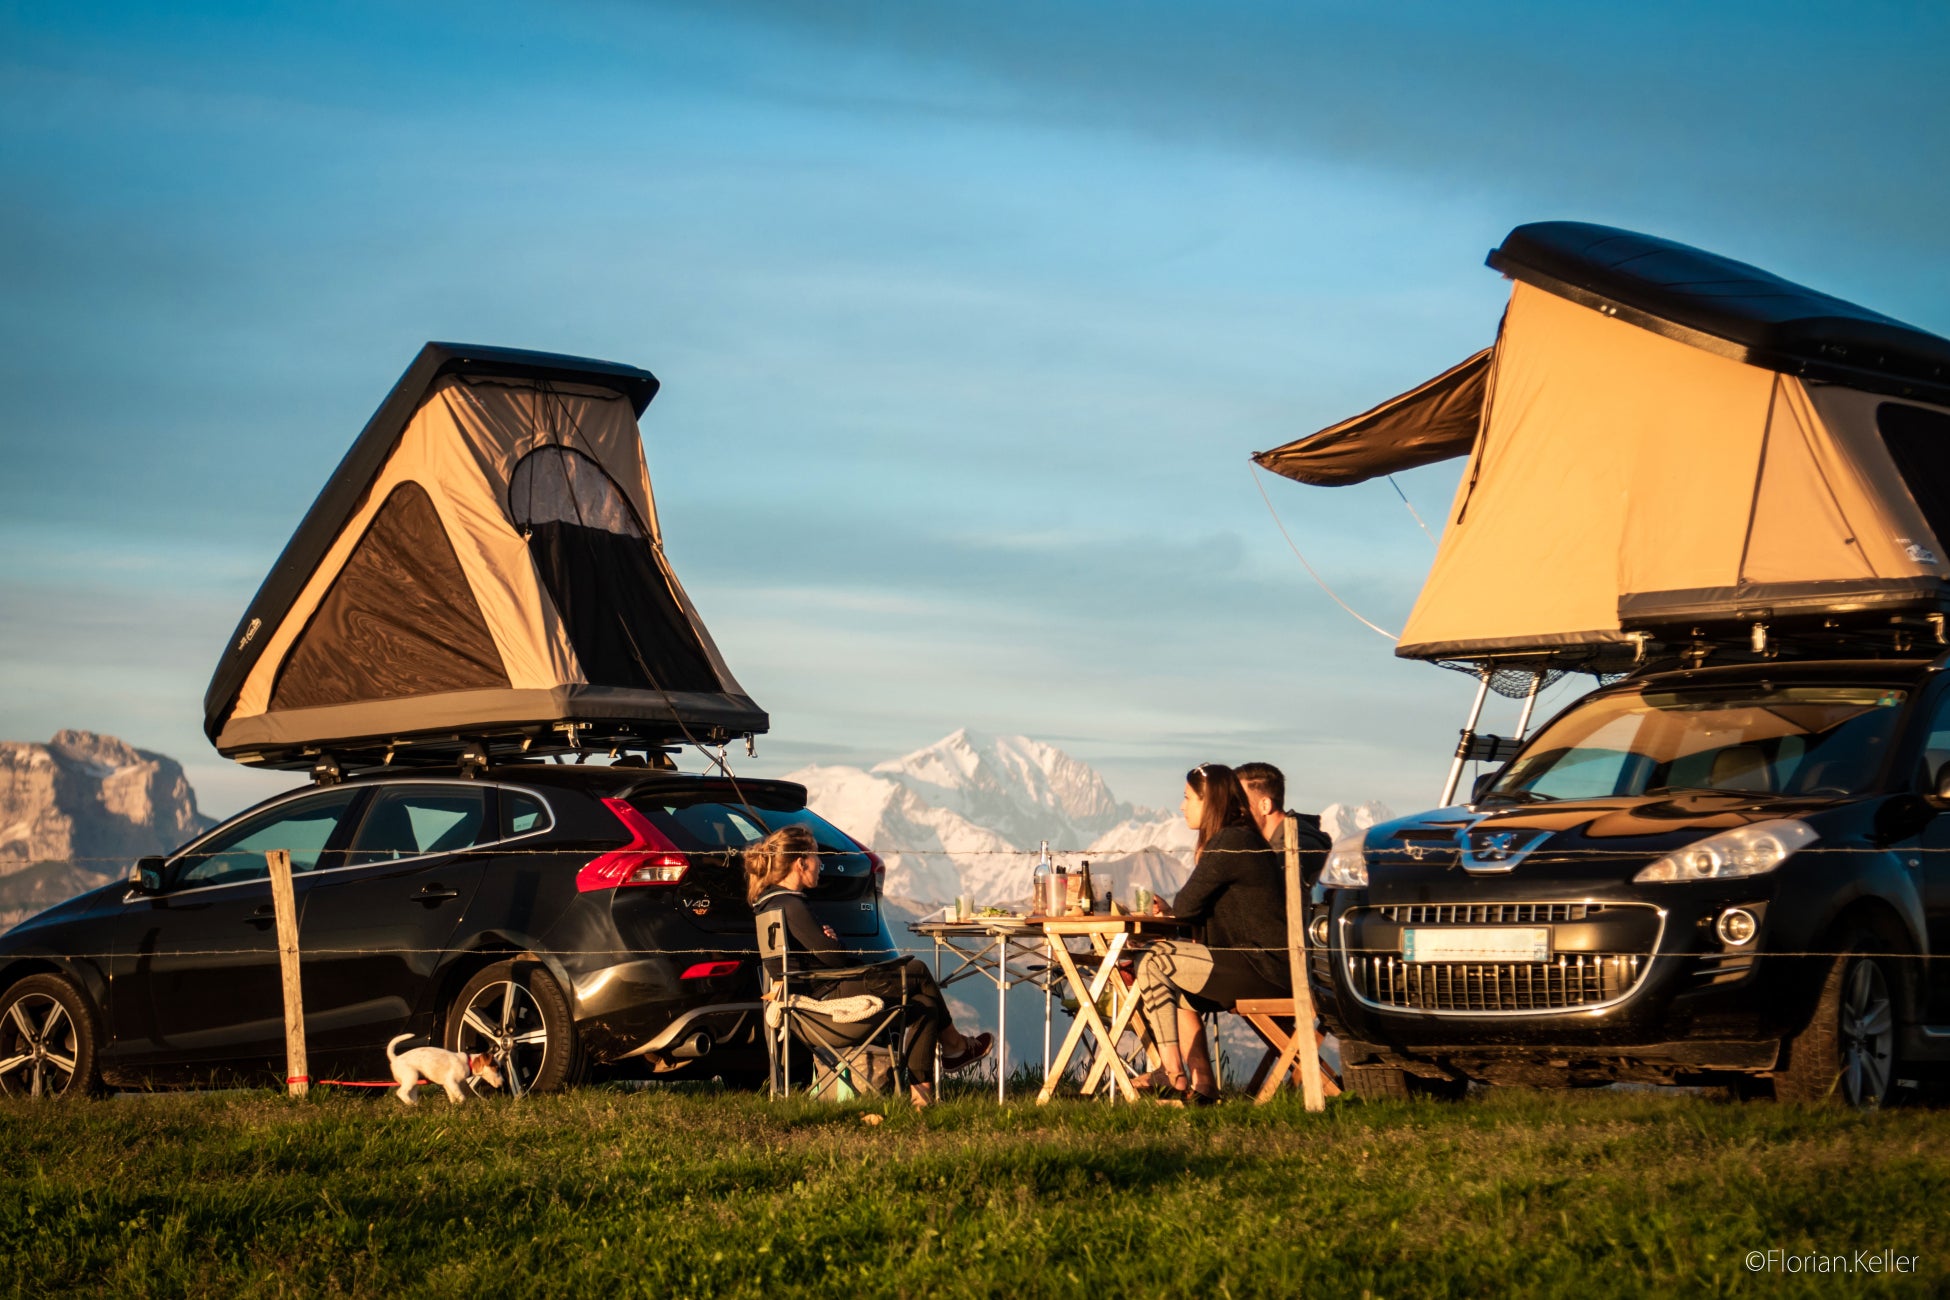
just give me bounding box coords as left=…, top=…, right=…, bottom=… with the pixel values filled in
left=568, top=955, right=762, bottom=1062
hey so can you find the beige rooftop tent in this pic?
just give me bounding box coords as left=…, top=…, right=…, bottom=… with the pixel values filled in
left=204, top=344, right=765, bottom=772
left=1256, top=222, right=1950, bottom=671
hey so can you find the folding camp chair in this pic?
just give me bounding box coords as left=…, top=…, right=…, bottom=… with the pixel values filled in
left=755, top=902, right=911, bottom=1101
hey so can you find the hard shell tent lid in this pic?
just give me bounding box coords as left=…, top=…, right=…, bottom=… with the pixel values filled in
left=204, top=343, right=768, bottom=771
left=1252, top=223, right=1950, bottom=667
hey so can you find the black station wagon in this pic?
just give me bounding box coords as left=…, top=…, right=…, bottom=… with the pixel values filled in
left=0, top=764, right=890, bottom=1097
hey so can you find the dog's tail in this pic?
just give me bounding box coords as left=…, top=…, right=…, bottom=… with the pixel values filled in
left=386, top=1033, right=416, bottom=1063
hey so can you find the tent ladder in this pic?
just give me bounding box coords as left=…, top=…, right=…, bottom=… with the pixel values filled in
left=1438, top=669, right=1493, bottom=808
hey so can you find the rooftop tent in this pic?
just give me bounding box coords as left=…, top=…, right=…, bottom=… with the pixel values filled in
left=204, top=343, right=767, bottom=770
left=1254, top=222, right=1950, bottom=667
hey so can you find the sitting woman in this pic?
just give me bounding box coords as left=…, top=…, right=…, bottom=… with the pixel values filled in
left=746, top=825, right=991, bottom=1107
left=1131, top=762, right=1290, bottom=1103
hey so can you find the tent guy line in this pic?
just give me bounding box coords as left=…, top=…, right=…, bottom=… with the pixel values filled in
left=1250, top=463, right=1401, bottom=642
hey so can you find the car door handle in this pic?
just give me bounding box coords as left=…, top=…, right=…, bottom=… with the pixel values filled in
left=412, top=885, right=461, bottom=904
left=245, top=904, right=276, bottom=927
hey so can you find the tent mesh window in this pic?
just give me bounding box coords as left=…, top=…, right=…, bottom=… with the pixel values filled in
left=270, top=481, right=510, bottom=710
left=509, top=446, right=719, bottom=694
left=1876, top=402, right=1950, bottom=559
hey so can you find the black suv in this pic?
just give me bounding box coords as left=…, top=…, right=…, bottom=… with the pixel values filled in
left=1314, top=657, right=1950, bottom=1107
left=0, top=764, right=890, bottom=1097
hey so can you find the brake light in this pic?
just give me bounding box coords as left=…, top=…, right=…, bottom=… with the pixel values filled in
left=577, top=798, right=691, bottom=891
left=843, top=830, right=884, bottom=885
left=680, top=960, right=741, bottom=980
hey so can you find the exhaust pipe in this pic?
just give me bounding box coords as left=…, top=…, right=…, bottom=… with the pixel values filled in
left=666, top=1030, right=712, bottom=1060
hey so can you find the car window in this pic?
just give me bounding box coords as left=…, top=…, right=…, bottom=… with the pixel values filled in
left=174, top=790, right=362, bottom=889
left=636, top=799, right=873, bottom=875
left=345, top=786, right=490, bottom=865
left=501, top=791, right=550, bottom=837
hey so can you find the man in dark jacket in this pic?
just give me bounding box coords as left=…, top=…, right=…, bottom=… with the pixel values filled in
left=1237, top=762, right=1332, bottom=895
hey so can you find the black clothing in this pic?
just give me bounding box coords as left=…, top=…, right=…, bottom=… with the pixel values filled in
left=754, top=889, right=855, bottom=979
left=1284, top=811, right=1333, bottom=891
left=1170, top=821, right=1290, bottom=987
left=817, top=959, right=946, bottom=1077
left=754, top=887, right=948, bottom=1077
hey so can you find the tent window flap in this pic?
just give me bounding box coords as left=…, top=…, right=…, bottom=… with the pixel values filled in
left=1253, top=347, right=1492, bottom=488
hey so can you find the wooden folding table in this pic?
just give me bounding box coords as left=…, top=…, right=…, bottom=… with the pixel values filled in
left=1035, top=914, right=1192, bottom=1104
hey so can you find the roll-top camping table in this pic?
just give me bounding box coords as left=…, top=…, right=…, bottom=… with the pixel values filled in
left=907, top=916, right=1060, bottom=1102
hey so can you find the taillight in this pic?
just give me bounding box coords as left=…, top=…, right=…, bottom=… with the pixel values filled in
left=680, top=960, right=741, bottom=980
left=577, top=798, right=691, bottom=892
left=865, top=849, right=884, bottom=888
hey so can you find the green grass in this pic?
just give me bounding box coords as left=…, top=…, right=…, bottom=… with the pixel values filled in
left=1, top=1086, right=1944, bottom=1298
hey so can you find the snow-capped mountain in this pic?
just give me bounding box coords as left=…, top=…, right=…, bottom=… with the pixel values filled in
left=787, top=730, right=1195, bottom=907
left=1320, top=799, right=1396, bottom=844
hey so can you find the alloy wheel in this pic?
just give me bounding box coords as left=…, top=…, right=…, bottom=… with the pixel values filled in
left=454, top=979, right=553, bottom=1097
left=1838, top=959, right=1894, bottom=1109
left=0, top=993, right=80, bottom=1099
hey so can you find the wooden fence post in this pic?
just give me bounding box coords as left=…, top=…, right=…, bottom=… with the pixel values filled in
left=1284, top=819, right=1326, bottom=1111
left=265, top=849, right=308, bottom=1098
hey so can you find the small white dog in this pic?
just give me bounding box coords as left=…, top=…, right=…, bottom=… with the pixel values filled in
left=386, top=1033, right=504, bottom=1105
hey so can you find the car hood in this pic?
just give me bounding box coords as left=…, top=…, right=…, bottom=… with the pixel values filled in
left=1358, top=791, right=1853, bottom=893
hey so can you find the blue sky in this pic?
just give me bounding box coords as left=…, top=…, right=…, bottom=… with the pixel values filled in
left=3, top=0, right=1947, bottom=819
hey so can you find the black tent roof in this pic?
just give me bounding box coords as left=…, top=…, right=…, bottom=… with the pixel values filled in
left=1490, top=222, right=1950, bottom=403
left=202, top=343, right=661, bottom=745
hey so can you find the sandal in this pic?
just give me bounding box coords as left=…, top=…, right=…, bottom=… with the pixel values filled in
left=940, top=1032, right=994, bottom=1074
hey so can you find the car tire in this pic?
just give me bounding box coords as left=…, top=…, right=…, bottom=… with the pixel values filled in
left=0, top=974, right=100, bottom=1099
left=1773, top=933, right=1900, bottom=1109
left=446, top=960, right=580, bottom=1096
left=1342, top=1062, right=1464, bottom=1100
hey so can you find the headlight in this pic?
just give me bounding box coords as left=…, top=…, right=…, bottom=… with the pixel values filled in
left=1320, top=839, right=1369, bottom=888
left=1632, top=819, right=1817, bottom=883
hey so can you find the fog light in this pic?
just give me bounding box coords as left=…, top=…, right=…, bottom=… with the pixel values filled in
left=1716, top=907, right=1758, bottom=947
left=1309, top=915, right=1330, bottom=947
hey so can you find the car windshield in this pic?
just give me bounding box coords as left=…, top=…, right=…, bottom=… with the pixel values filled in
left=1488, top=684, right=1909, bottom=803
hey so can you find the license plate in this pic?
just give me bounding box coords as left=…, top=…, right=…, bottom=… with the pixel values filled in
left=1401, top=926, right=1551, bottom=963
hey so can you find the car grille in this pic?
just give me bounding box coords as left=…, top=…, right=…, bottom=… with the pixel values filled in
left=1378, top=902, right=1596, bottom=925
left=1353, top=952, right=1647, bottom=1012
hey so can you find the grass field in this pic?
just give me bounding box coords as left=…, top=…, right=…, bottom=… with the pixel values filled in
left=2, top=1085, right=1945, bottom=1298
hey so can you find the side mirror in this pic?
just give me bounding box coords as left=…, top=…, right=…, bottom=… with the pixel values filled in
left=1470, top=773, right=1499, bottom=804
left=131, top=856, right=166, bottom=894
left=1936, top=768, right=1950, bottom=801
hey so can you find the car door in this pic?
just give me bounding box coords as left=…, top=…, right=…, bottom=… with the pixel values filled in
left=105, top=788, right=362, bottom=1077
left=1906, top=692, right=1950, bottom=1020
left=295, top=782, right=496, bottom=1064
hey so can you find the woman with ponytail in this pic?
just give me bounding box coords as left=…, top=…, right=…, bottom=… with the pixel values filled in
left=1129, top=762, right=1289, bottom=1103
left=747, top=826, right=990, bottom=1107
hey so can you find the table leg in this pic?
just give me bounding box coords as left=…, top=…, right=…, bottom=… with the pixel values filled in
left=933, top=937, right=943, bottom=1095
left=1036, top=939, right=1106, bottom=1104
left=1068, top=934, right=1137, bottom=1102
left=1042, top=935, right=1053, bottom=1088
left=1081, top=956, right=1150, bottom=1096
left=995, top=933, right=1008, bottom=1103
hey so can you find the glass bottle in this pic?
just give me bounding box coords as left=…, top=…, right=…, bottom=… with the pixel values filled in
left=1032, top=840, right=1053, bottom=916
left=1079, top=859, right=1095, bottom=914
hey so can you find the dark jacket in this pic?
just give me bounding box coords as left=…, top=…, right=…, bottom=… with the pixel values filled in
left=753, top=887, right=856, bottom=979
left=1171, top=821, right=1290, bottom=987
